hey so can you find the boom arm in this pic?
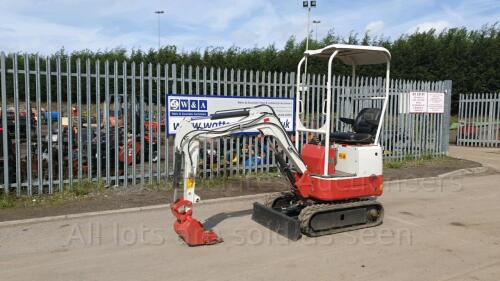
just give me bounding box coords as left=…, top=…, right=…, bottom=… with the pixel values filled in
left=173, top=105, right=307, bottom=205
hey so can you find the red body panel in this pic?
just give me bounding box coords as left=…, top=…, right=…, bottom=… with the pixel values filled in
left=300, top=144, right=335, bottom=175
left=294, top=172, right=383, bottom=201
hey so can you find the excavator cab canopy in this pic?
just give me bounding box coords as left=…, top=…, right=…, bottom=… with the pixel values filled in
left=295, top=44, right=391, bottom=176
left=303, top=44, right=391, bottom=65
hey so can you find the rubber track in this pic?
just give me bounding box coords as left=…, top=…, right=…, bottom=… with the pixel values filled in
left=298, top=199, right=384, bottom=237
left=263, top=191, right=296, bottom=208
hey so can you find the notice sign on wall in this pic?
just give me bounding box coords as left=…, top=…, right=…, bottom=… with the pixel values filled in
left=166, top=94, right=295, bottom=135
left=402, top=92, right=446, bottom=114
left=409, top=92, right=428, bottom=113
left=427, top=92, right=445, bottom=113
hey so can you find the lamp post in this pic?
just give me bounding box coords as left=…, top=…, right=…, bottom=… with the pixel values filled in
left=154, top=10, right=164, bottom=50
left=302, top=1, right=316, bottom=51
left=312, top=20, right=321, bottom=42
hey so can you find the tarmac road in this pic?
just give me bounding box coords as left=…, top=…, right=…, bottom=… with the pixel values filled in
left=1, top=148, right=500, bottom=281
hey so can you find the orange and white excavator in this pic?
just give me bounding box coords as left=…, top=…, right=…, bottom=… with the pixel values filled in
left=170, top=44, right=391, bottom=246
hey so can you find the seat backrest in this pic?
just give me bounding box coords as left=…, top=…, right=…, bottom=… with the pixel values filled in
left=353, top=108, right=381, bottom=135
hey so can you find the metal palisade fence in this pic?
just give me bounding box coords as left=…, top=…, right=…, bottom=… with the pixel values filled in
left=0, top=53, right=451, bottom=196
left=457, top=93, right=500, bottom=147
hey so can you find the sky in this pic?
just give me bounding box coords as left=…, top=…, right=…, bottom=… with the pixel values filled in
left=0, top=0, right=499, bottom=54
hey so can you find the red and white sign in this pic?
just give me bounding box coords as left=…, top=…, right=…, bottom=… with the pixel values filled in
left=409, top=92, right=428, bottom=113
left=403, top=92, right=445, bottom=113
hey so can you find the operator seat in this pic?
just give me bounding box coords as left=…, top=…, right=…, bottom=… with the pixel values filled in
left=330, top=108, right=381, bottom=144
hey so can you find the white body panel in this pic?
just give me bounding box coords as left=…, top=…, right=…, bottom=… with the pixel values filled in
left=334, top=144, right=383, bottom=177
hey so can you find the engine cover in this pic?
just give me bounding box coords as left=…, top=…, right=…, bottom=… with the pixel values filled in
left=300, top=144, right=335, bottom=175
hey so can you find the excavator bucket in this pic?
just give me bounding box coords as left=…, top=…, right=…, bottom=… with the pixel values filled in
left=252, top=202, right=302, bottom=241
left=171, top=199, right=223, bottom=246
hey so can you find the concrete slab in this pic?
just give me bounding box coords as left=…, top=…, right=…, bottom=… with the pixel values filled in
left=449, top=145, right=500, bottom=171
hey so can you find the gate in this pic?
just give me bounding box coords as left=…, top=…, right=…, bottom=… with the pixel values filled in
left=457, top=93, right=500, bottom=147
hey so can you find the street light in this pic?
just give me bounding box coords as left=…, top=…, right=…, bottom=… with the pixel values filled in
left=312, top=20, right=321, bottom=42
left=302, top=1, right=317, bottom=51
left=155, top=10, right=164, bottom=51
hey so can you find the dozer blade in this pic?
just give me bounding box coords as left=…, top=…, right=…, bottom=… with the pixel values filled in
left=251, top=202, right=301, bottom=241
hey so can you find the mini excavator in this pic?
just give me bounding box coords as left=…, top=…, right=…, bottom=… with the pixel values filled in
left=170, top=44, right=391, bottom=246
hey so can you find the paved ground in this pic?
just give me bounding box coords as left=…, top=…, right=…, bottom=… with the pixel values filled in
left=449, top=145, right=500, bottom=171
left=1, top=146, right=499, bottom=281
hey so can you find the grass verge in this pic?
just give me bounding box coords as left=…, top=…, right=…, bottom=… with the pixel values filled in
left=0, top=180, right=105, bottom=210
left=384, top=155, right=448, bottom=169
left=144, top=171, right=282, bottom=191
left=1, top=156, right=449, bottom=210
